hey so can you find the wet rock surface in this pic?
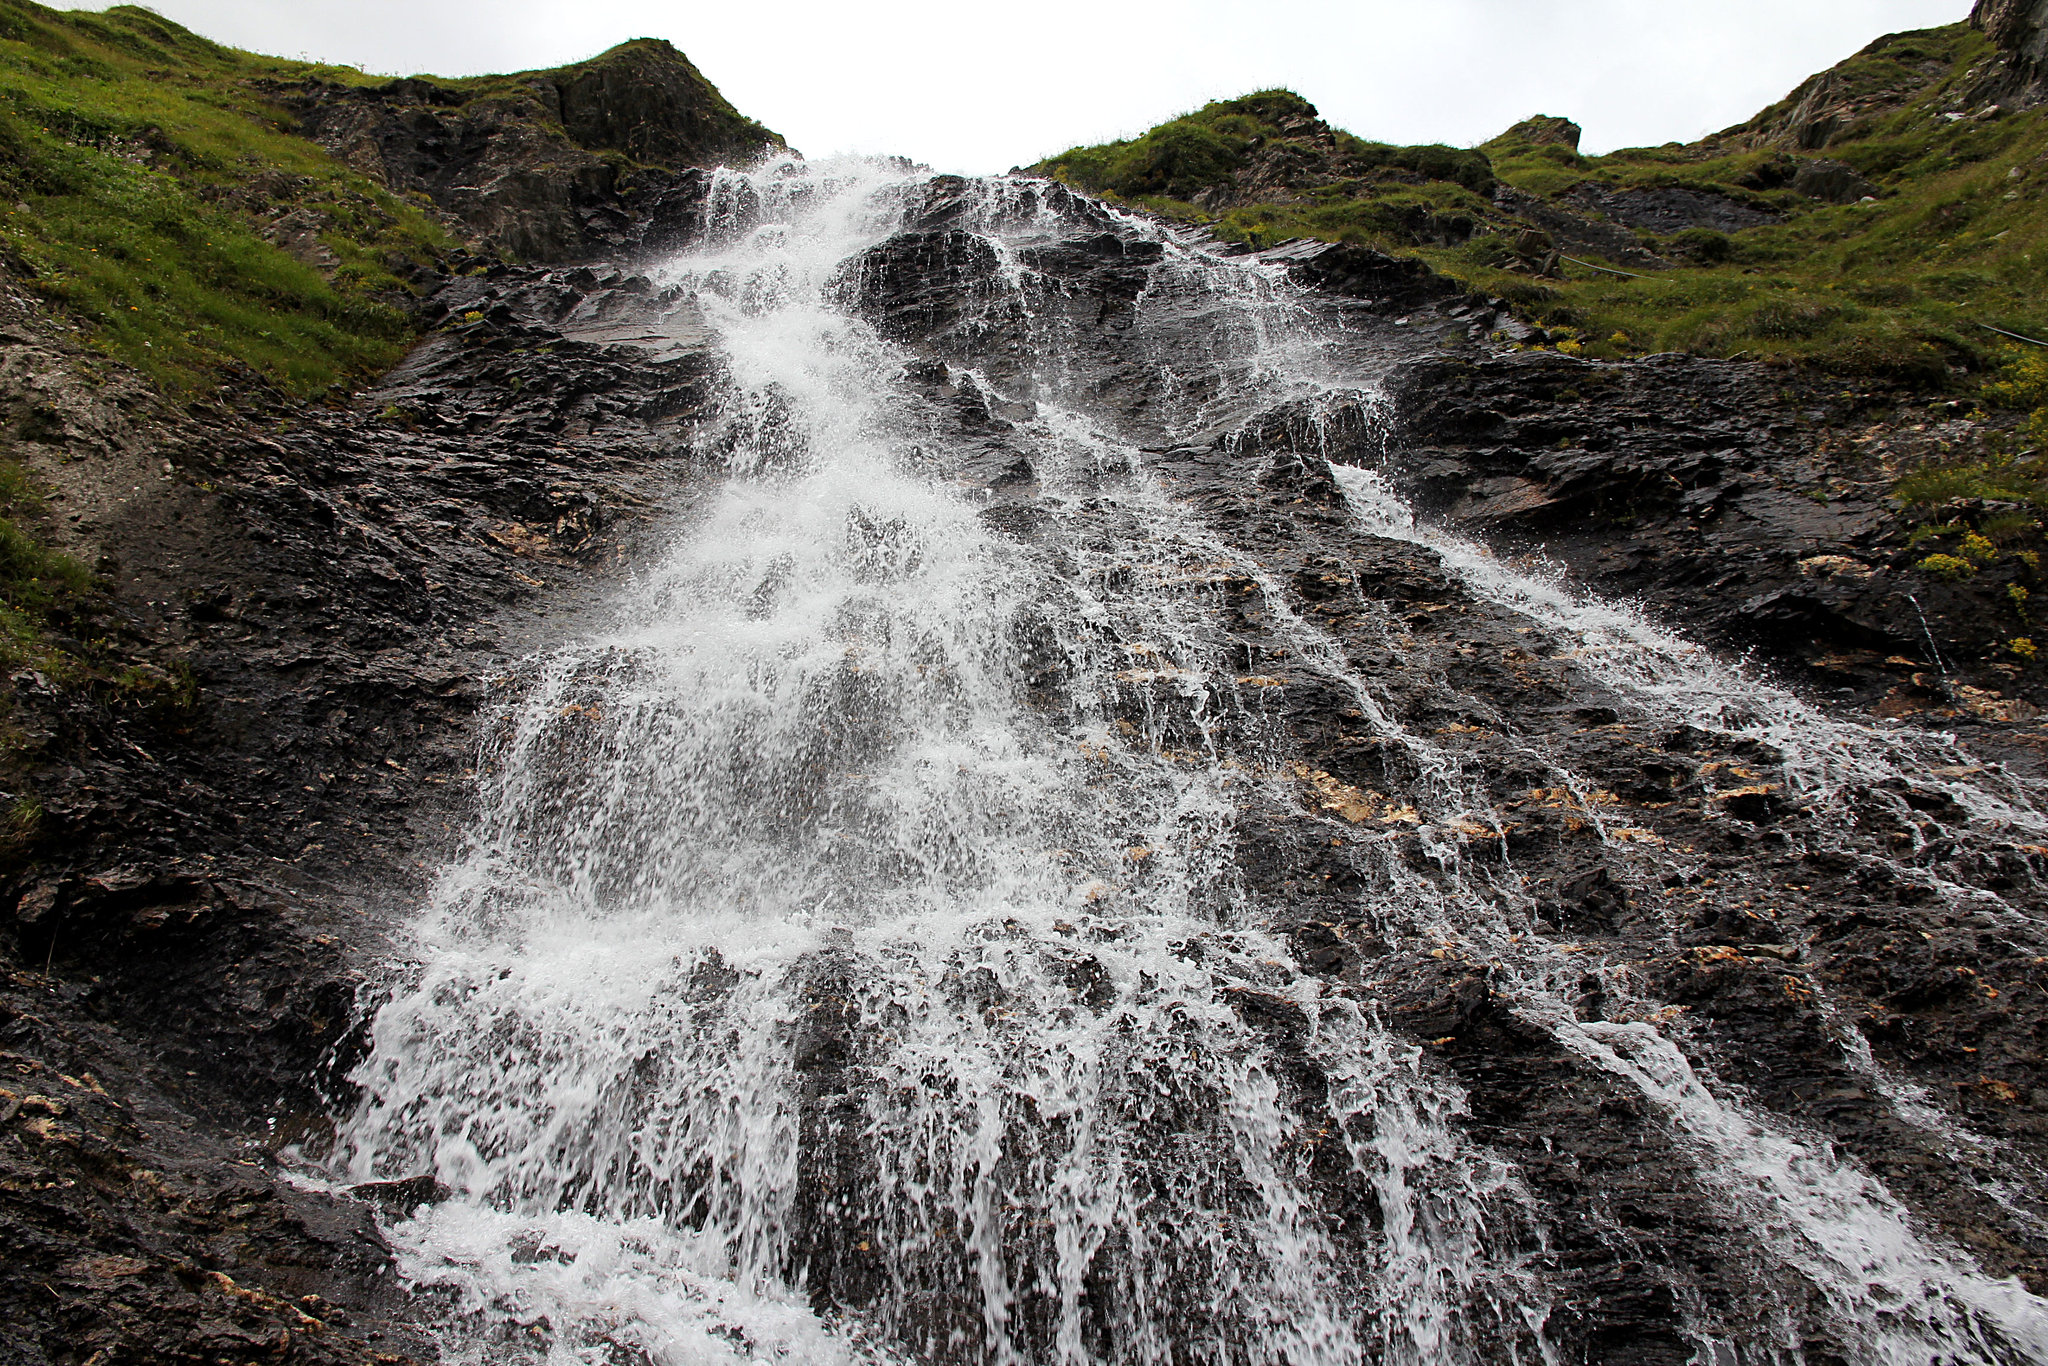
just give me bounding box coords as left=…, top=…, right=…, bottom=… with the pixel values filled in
left=0, top=262, right=726, bottom=1361
left=1385, top=349, right=2048, bottom=716
left=6, top=168, right=2048, bottom=1364
left=810, top=200, right=2048, bottom=1358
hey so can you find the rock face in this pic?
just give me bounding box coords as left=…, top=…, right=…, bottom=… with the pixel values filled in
left=1255, top=238, right=1466, bottom=312
left=1790, top=156, right=1879, bottom=203
left=277, top=39, right=782, bottom=262
left=1973, top=0, right=2048, bottom=105
left=790, top=199, right=2048, bottom=1358
left=1383, top=350, right=2045, bottom=714
left=1493, top=114, right=1582, bottom=150
left=6, top=159, right=2048, bottom=1364
left=1563, top=183, right=1780, bottom=235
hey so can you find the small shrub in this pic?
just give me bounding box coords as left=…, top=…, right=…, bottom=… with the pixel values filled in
left=1918, top=552, right=1977, bottom=579
left=2013, top=637, right=2039, bottom=660
left=1895, top=453, right=2048, bottom=508
left=1906, top=521, right=1961, bottom=546
left=1988, top=350, right=2048, bottom=411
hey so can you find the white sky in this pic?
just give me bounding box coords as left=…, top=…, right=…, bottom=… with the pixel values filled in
left=80, top=1, right=1974, bottom=170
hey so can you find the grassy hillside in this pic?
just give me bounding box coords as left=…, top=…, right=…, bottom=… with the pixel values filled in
left=0, top=1, right=453, bottom=397
left=0, top=3, right=779, bottom=400
left=1031, top=23, right=2048, bottom=388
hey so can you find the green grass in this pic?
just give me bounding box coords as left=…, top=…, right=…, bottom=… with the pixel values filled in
left=1035, top=89, right=1494, bottom=243
left=0, top=458, right=97, bottom=663
left=1029, top=22, right=2048, bottom=387
left=0, top=1, right=456, bottom=396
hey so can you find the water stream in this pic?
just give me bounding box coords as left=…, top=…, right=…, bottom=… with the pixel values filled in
left=335, top=159, right=2048, bottom=1365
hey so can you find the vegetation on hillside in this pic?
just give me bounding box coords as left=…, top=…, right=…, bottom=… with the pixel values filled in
left=1031, top=24, right=2048, bottom=388
left=0, top=1, right=459, bottom=396
left=1036, top=90, right=1498, bottom=252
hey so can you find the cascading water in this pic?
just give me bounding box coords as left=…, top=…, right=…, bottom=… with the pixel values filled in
left=335, top=156, right=2048, bottom=1364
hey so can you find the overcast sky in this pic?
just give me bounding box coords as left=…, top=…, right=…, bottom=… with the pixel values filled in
left=80, top=1, right=1974, bottom=170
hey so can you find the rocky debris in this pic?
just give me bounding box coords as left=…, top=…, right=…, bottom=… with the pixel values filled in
left=274, top=40, right=781, bottom=262
left=1493, top=185, right=1669, bottom=272
left=0, top=967, right=436, bottom=1364
left=0, top=260, right=727, bottom=1360
left=1791, top=156, right=1881, bottom=203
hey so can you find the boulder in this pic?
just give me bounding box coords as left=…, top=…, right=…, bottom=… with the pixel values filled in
left=1791, top=157, right=1880, bottom=203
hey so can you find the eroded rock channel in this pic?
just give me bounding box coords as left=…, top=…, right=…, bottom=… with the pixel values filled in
left=8, top=161, right=2048, bottom=1365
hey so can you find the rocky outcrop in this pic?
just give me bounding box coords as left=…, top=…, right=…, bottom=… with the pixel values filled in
left=1254, top=238, right=1468, bottom=312
left=1491, top=114, right=1582, bottom=150
left=1728, top=24, right=2002, bottom=149
left=1563, top=183, right=1780, bottom=235
left=1972, top=0, right=2048, bottom=106
left=275, top=40, right=782, bottom=263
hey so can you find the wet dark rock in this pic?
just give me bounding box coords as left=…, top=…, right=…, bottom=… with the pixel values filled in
left=0, top=260, right=724, bottom=1361
left=351, top=1174, right=453, bottom=1215
left=1381, top=348, right=2042, bottom=703
left=1257, top=239, right=1465, bottom=312
left=833, top=229, right=1005, bottom=345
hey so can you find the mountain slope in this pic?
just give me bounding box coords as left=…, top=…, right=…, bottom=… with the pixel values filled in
left=0, top=1, right=778, bottom=396
left=1031, top=9, right=2046, bottom=386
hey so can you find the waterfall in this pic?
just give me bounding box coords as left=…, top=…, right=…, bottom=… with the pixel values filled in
left=335, top=157, right=2048, bottom=1365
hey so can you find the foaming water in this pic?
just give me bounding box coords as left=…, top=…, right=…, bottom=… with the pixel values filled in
left=1557, top=1019, right=2048, bottom=1366
left=339, top=159, right=1544, bottom=1364
left=337, top=156, right=2048, bottom=1364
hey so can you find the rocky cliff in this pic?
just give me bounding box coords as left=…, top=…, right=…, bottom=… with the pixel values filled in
left=276, top=38, right=782, bottom=263
left=0, top=5, right=2047, bottom=1366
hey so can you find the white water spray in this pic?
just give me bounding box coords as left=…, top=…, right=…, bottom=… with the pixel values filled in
left=335, top=158, right=2048, bottom=1365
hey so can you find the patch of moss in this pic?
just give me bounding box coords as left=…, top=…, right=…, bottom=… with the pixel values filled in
left=0, top=458, right=98, bottom=668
